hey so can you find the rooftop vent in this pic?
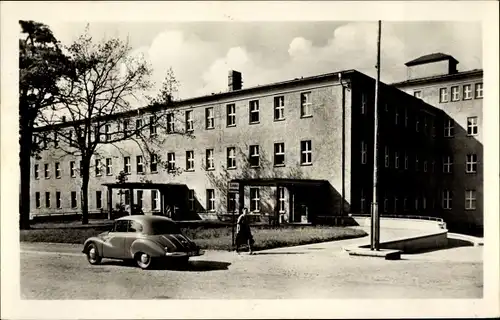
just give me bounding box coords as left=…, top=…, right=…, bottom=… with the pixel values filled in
left=228, top=70, right=242, bottom=91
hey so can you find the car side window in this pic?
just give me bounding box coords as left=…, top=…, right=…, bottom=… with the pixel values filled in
left=128, top=221, right=143, bottom=233
left=114, top=220, right=128, bottom=232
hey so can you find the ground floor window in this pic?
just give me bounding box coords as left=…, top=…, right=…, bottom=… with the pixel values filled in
left=96, top=191, right=102, bottom=209
left=227, top=192, right=237, bottom=212
left=188, top=189, right=195, bottom=211
left=35, top=192, right=41, bottom=208
left=207, top=189, right=215, bottom=211
left=56, top=191, right=62, bottom=209
left=250, top=187, right=260, bottom=212
left=151, top=190, right=159, bottom=211
left=278, top=187, right=285, bottom=212
left=137, top=190, right=143, bottom=209
left=71, top=191, right=78, bottom=209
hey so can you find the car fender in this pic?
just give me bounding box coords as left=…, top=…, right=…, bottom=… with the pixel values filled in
left=129, top=238, right=166, bottom=258
left=82, top=237, right=104, bottom=256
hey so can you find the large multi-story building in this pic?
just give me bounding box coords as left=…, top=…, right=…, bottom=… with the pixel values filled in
left=30, top=56, right=482, bottom=233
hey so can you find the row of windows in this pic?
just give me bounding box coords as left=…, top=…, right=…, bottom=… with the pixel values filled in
left=35, top=191, right=80, bottom=209
left=444, top=116, right=479, bottom=137
left=434, top=82, right=483, bottom=103
left=360, top=189, right=478, bottom=212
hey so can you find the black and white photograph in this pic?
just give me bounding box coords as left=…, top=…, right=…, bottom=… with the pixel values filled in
left=1, top=1, right=499, bottom=319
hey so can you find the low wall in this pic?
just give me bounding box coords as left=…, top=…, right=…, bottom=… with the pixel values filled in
left=358, top=231, right=448, bottom=253
left=351, top=216, right=446, bottom=231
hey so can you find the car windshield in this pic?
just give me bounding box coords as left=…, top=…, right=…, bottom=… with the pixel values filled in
left=149, top=220, right=182, bottom=235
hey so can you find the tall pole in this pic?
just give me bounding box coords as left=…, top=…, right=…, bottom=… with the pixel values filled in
left=371, top=20, right=382, bottom=251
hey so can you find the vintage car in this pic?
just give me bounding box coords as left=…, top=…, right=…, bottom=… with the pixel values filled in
left=82, top=215, right=204, bottom=269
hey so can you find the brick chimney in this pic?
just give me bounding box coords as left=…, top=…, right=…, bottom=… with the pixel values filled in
left=228, top=70, right=242, bottom=91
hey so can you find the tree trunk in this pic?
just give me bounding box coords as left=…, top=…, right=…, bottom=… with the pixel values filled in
left=81, top=156, right=90, bottom=225
left=19, top=128, right=32, bottom=230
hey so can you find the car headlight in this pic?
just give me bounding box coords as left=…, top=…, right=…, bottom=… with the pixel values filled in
left=164, top=247, right=170, bottom=252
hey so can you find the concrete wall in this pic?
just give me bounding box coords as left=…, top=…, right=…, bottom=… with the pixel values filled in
left=352, top=216, right=446, bottom=231
left=407, top=60, right=452, bottom=80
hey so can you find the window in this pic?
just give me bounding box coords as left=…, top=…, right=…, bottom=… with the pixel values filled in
left=35, top=192, right=41, bottom=208
left=404, top=107, right=408, bottom=127
left=249, top=145, right=260, bottom=167
left=423, top=160, right=428, bottom=172
left=444, top=118, right=454, bottom=137
left=167, top=153, right=176, bottom=172
left=361, top=141, right=367, bottom=164
left=205, top=149, right=214, bottom=170
left=415, top=114, right=420, bottom=132
left=467, top=117, right=478, bottom=135
left=149, top=115, right=157, bottom=137
left=34, top=164, right=39, bottom=179
left=300, top=92, right=312, bottom=117
left=71, top=191, right=78, bottom=208
left=186, top=151, right=195, bottom=171
left=114, top=220, right=129, bottom=232
left=185, top=110, right=194, bottom=132
left=151, top=190, right=159, bottom=211
left=274, top=143, right=285, bottom=166
left=104, top=124, right=111, bottom=141
left=278, top=187, right=285, bottom=213
left=300, top=140, right=312, bottom=165
left=395, top=107, right=399, bottom=125
left=463, top=84, right=472, bottom=100
left=205, top=107, right=214, bottom=129
left=423, top=196, right=427, bottom=210
left=129, top=221, right=143, bottom=233
left=136, top=156, right=144, bottom=174
left=431, top=118, right=436, bottom=137
left=360, top=189, right=365, bottom=213
left=207, top=189, right=215, bottom=212
left=383, top=195, right=389, bottom=213
left=135, top=119, right=143, bottom=138
left=55, top=162, right=61, bottom=178
left=123, top=119, right=130, bottom=136
left=394, top=151, right=400, bottom=169
left=56, top=191, right=61, bottom=209
left=414, top=197, right=419, bottom=211
left=403, top=197, right=408, bottom=211
left=404, top=152, right=409, bottom=170
left=124, top=190, right=130, bottom=205
left=167, top=113, right=175, bottom=133
left=414, top=90, right=422, bottom=99
left=443, top=156, right=453, bottom=173
left=384, top=146, right=389, bottom=168
left=393, top=197, right=398, bottom=214
left=106, top=158, right=112, bottom=175
left=188, top=190, right=195, bottom=211
left=475, top=83, right=483, bottom=98
left=439, top=88, right=448, bottom=102
left=415, top=155, right=419, bottom=172
left=124, top=156, right=131, bottom=174
left=44, top=163, right=50, bottom=179
left=451, top=86, right=460, bottom=101
left=249, top=100, right=260, bottom=123
left=227, top=147, right=236, bottom=169
left=274, top=96, right=285, bottom=120
left=465, top=190, right=476, bottom=210
left=96, top=191, right=102, bottom=209
left=423, top=116, right=428, bottom=135
left=466, top=154, right=478, bottom=173
left=442, top=190, right=452, bottom=210
left=45, top=192, right=51, bottom=208
left=227, top=192, right=236, bottom=213
left=95, top=159, right=102, bottom=177
left=250, top=188, right=260, bottom=212
left=150, top=154, right=158, bottom=173
left=226, top=104, right=236, bottom=127
left=137, top=190, right=143, bottom=209
left=361, top=93, right=367, bottom=114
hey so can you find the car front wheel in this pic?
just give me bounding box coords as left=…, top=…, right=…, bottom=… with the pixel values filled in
left=86, top=243, right=102, bottom=265
left=135, top=252, right=153, bottom=269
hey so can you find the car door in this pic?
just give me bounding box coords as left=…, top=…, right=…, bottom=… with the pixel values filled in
left=123, top=220, right=144, bottom=258
left=102, top=220, right=128, bottom=259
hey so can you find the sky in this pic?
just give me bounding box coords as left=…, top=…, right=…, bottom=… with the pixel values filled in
left=44, top=21, right=482, bottom=100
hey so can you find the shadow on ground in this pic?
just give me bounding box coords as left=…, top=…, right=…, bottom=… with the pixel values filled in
left=252, top=252, right=307, bottom=255
left=98, top=259, right=231, bottom=271
left=403, top=237, right=474, bottom=255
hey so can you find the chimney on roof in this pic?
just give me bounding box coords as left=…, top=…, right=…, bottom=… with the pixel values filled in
left=405, top=53, right=459, bottom=80
left=228, top=70, right=242, bottom=91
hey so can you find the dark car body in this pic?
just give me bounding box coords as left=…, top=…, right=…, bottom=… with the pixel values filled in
left=82, top=215, right=203, bottom=269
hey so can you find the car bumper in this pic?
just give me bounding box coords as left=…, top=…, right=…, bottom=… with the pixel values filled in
left=165, top=249, right=204, bottom=257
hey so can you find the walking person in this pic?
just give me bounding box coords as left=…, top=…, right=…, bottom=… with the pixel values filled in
left=235, top=208, right=255, bottom=254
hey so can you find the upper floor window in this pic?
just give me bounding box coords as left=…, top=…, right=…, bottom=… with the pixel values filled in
left=227, top=104, right=236, bottom=127
left=135, top=119, right=143, bottom=138
left=45, top=192, right=51, bottom=208
left=124, top=156, right=131, bottom=174
left=70, top=161, right=76, bottom=178
left=414, top=90, right=422, bottom=99
left=250, top=187, right=260, bottom=212
left=249, top=145, right=260, bottom=167
left=361, top=141, right=367, bottom=164
left=150, top=154, right=158, bottom=173
left=444, top=118, right=454, bottom=137
left=394, top=151, right=400, bottom=169
left=404, top=152, right=409, bottom=170
left=443, top=156, right=453, bottom=173
left=361, top=93, right=367, bottom=114
left=167, top=152, right=176, bottom=172
left=465, top=190, right=477, bottom=210
left=167, top=113, right=175, bottom=133
left=55, top=162, right=61, bottom=179
left=415, top=114, right=420, bottom=132
left=205, top=149, right=214, bottom=170
left=185, top=110, right=194, bottom=132
left=475, top=83, right=483, bottom=99
left=227, top=147, right=236, bottom=169
left=249, top=100, right=260, bottom=124
left=186, top=151, right=195, bottom=171
left=300, top=140, right=312, bottom=165
left=463, top=84, right=472, bottom=100
left=394, top=107, right=399, bottom=125
left=149, top=115, right=157, bottom=137
left=442, top=190, right=452, bottom=210
left=205, top=107, right=214, bottom=129
left=207, top=189, right=215, bottom=212
left=44, top=163, right=50, bottom=179
left=466, top=154, right=478, bottom=173
left=415, top=155, right=419, bottom=172
left=384, top=146, right=390, bottom=168
left=95, top=159, right=102, bottom=177
left=467, top=116, right=478, bottom=136
left=404, top=107, right=408, bottom=127
left=274, top=142, right=285, bottom=166
left=104, top=124, right=111, bottom=141
left=439, top=88, right=448, bottom=103
left=106, top=158, right=113, bottom=175
left=136, top=155, right=144, bottom=174
left=451, top=86, right=460, bottom=101
left=274, top=96, right=285, bottom=120
left=34, top=164, right=40, bottom=179
left=71, top=191, right=78, bottom=208
left=54, top=132, right=59, bottom=148
left=300, top=92, right=312, bottom=117
left=188, top=190, right=195, bottom=211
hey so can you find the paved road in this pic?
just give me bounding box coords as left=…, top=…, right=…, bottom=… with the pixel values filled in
left=20, top=231, right=483, bottom=299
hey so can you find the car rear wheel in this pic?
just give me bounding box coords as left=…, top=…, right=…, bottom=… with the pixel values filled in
left=86, top=243, right=102, bottom=265
left=135, top=252, right=153, bottom=269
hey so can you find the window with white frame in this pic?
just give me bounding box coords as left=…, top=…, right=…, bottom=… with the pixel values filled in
left=136, top=155, right=144, bottom=174
left=442, top=190, right=452, bottom=209
left=414, top=90, right=422, bottom=99
left=465, top=190, right=476, bottom=210
left=35, top=192, right=41, bottom=208
left=404, top=152, right=409, bottom=170
left=361, top=141, right=367, bottom=164
left=95, top=159, right=102, bottom=177
left=124, top=156, right=131, bottom=174
left=135, top=119, right=142, bottom=138
left=186, top=151, right=195, bottom=171
left=207, top=189, right=215, bottom=211
left=96, top=191, right=102, bottom=209
left=45, top=192, right=51, bottom=208
left=205, top=107, right=214, bottom=129
left=451, top=86, right=460, bottom=101
left=360, top=189, right=365, bottom=213
left=278, top=187, right=286, bottom=213
left=394, top=151, right=400, bottom=169
left=150, top=154, right=158, bottom=173
left=167, top=113, right=175, bottom=133
left=44, top=163, right=50, bottom=179
left=439, top=88, right=449, bottom=102
left=384, top=146, right=389, bottom=168
left=250, top=187, right=260, bottom=212
left=188, top=189, right=195, bottom=211
left=151, top=190, right=159, bottom=211
left=466, top=154, right=478, bottom=173
left=56, top=191, right=62, bottom=209
left=274, top=143, right=285, bottom=166
left=475, top=83, right=483, bottom=98
left=361, top=93, right=367, bottom=114
left=227, top=147, right=236, bottom=169
left=249, top=100, right=260, bottom=123
left=167, top=152, right=176, bottom=172
left=205, top=149, right=214, bottom=170
left=463, top=84, right=472, bottom=100
left=444, top=118, right=454, bottom=137
left=467, top=116, right=478, bottom=136
left=149, top=115, right=157, bottom=137
left=34, top=164, right=40, bottom=179
left=300, top=92, right=312, bottom=117
left=227, top=104, right=236, bottom=127
left=274, top=96, right=285, bottom=120
left=106, top=158, right=112, bottom=175
left=249, top=145, right=260, bottom=167
left=301, top=140, right=312, bottom=165
left=443, top=156, right=453, bottom=173
left=55, top=162, right=61, bottom=178
left=185, top=110, right=194, bottom=132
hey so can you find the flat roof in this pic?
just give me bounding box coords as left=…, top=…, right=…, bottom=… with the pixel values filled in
left=392, top=69, right=483, bottom=87
left=405, top=53, right=458, bottom=67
